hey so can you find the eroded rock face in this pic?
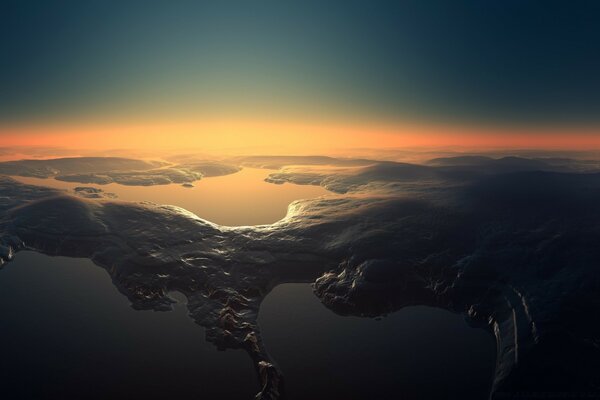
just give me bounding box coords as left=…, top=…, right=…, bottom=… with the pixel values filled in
left=1, top=158, right=600, bottom=399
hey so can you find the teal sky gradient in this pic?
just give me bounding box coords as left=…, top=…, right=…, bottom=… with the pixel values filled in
left=2, top=1, right=600, bottom=127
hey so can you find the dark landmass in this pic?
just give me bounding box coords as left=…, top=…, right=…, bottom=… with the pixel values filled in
left=1, top=156, right=599, bottom=399
left=233, top=155, right=374, bottom=169
left=73, top=187, right=117, bottom=199
left=0, top=157, right=241, bottom=186
left=0, top=157, right=165, bottom=177
left=426, top=155, right=600, bottom=173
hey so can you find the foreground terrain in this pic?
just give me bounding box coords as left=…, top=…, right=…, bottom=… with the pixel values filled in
left=1, top=155, right=599, bottom=399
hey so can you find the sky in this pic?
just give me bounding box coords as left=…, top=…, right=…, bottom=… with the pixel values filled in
left=1, top=0, right=600, bottom=153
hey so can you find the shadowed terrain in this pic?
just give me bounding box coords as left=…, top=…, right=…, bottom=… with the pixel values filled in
left=0, top=157, right=240, bottom=186
left=1, top=155, right=599, bottom=399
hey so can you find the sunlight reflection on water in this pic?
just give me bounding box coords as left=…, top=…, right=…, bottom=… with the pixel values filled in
left=13, top=167, right=329, bottom=226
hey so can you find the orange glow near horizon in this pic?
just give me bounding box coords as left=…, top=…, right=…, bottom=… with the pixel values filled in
left=2, top=117, right=600, bottom=155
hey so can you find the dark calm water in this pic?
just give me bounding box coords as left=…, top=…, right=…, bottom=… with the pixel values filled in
left=0, top=251, right=257, bottom=400
left=259, top=284, right=496, bottom=400
left=0, top=253, right=496, bottom=400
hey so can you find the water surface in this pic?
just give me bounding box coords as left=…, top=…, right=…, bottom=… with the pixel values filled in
left=13, top=167, right=328, bottom=226
left=0, top=251, right=257, bottom=400
left=259, top=284, right=496, bottom=400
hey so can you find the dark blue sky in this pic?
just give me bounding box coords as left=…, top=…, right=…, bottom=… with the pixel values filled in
left=2, top=0, right=600, bottom=126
